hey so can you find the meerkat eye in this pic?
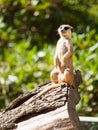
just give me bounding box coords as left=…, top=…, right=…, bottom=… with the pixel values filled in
left=64, top=27, right=70, bottom=30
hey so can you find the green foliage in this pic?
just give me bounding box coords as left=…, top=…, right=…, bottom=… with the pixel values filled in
left=0, top=0, right=98, bottom=122
left=81, top=122, right=98, bottom=130
left=72, top=30, right=98, bottom=116
left=0, top=41, right=54, bottom=110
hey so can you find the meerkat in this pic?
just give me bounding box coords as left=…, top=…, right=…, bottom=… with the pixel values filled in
left=25, top=24, right=74, bottom=105
left=50, top=24, right=74, bottom=85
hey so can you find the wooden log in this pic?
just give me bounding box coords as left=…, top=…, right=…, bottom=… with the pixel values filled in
left=17, top=105, right=74, bottom=130
left=0, top=70, right=82, bottom=130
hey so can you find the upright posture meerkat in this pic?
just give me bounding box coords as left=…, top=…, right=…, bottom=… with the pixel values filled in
left=50, top=24, right=74, bottom=86
left=25, top=24, right=74, bottom=104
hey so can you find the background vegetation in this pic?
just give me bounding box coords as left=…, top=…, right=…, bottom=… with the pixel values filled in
left=0, top=0, right=98, bottom=120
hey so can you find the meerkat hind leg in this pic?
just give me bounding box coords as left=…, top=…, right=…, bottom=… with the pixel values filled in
left=63, top=69, right=74, bottom=86
left=50, top=68, right=59, bottom=83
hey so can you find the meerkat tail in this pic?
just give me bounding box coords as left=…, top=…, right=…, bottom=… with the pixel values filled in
left=36, top=83, right=61, bottom=98
left=24, top=83, right=64, bottom=105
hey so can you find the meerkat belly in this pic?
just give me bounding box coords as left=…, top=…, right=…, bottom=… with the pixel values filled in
left=62, top=59, right=73, bottom=69
left=58, top=42, right=68, bottom=60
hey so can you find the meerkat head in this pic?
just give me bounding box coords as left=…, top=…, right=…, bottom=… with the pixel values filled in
left=58, top=24, right=73, bottom=38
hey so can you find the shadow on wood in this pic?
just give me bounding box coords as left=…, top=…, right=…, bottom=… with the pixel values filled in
left=0, top=70, right=82, bottom=130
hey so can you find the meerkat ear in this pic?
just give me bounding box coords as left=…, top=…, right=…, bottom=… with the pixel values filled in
left=70, top=26, right=74, bottom=31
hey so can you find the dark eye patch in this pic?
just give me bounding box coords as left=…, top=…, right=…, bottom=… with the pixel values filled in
left=64, top=27, right=70, bottom=30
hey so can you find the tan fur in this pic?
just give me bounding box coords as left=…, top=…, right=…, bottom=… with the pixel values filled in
left=25, top=25, right=74, bottom=104
left=50, top=24, right=74, bottom=86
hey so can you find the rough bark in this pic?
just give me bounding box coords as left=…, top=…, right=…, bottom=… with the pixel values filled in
left=0, top=70, right=82, bottom=130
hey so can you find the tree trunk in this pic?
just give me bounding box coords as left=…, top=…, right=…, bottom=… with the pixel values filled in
left=0, top=70, right=82, bottom=130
